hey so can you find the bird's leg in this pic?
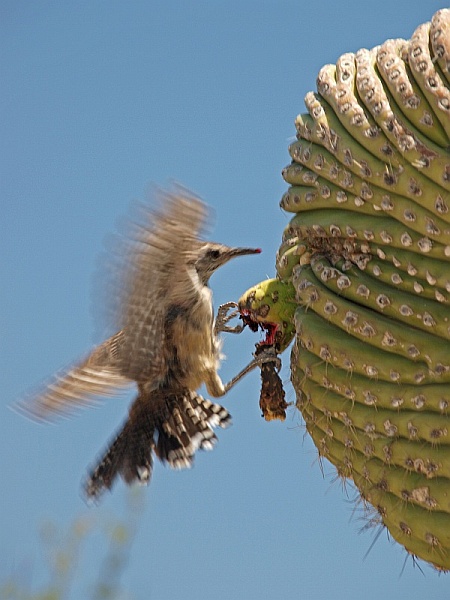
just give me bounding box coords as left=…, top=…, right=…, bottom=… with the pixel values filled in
left=223, top=346, right=281, bottom=394
left=214, top=301, right=245, bottom=335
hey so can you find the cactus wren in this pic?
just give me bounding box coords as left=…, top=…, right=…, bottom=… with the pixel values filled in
left=16, top=188, right=263, bottom=501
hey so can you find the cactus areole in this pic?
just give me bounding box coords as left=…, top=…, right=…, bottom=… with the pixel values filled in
left=239, top=9, right=450, bottom=571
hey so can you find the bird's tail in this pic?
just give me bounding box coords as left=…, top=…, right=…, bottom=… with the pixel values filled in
left=84, top=389, right=231, bottom=501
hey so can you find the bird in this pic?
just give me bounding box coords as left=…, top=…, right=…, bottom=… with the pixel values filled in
left=16, top=187, right=262, bottom=501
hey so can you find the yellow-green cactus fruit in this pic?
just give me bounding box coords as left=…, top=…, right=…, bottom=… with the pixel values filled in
left=239, top=8, right=450, bottom=571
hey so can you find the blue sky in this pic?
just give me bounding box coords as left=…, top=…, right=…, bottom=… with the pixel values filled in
left=2, top=2, right=449, bottom=599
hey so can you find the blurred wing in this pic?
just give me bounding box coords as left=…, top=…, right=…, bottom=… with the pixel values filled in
left=106, top=187, right=209, bottom=382
left=15, top=333, right=132, bottom=422
left=16, top=187, right=209, bottom=422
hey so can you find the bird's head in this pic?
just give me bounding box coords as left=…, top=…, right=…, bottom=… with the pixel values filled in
left=195, top=242, right=261, bottom=284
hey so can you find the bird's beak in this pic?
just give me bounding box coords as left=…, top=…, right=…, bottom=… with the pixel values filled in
left=228, top=247, right=262, bottom=259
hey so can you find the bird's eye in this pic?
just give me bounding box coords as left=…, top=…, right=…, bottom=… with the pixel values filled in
left=208, top=249, right=220, bottom=259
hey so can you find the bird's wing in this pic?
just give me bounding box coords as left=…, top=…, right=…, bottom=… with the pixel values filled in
left=99, top=186, right=210, bottom=383
left=16, top=187, right=209, bottom=422
left=14, top=333, right=132, bottom=422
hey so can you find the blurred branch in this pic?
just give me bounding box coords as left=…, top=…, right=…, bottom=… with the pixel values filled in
left=0, top=489, right=145, bottom=600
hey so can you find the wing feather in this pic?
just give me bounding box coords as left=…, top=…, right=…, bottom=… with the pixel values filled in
left=108, top=188, right=209, bottom=382
left=16, top=187, right=209, bottom=421
left=15, top=334, right=132, bottom=422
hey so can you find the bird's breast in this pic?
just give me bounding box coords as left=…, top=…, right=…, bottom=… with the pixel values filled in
left=167, top=287, right=218, bottom=390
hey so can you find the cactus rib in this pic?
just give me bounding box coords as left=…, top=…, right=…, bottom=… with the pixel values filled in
left=285, top=209, right=450, bottom=260
left=408, top=22, right=450, bottom=140
left=430, top=9, right=450, bottom=87
left=376, top=38, right=449, bottom=147
left=294, top=261, right=450, bottom=371
left=310, top=255, right=450, bottom=339
left=354, top=46, right=450, bottom=188
left=289, top=134, right=450, bottom=225
left=298, top=373, right=450, bottom=445
left=303, top=415, right=450, bottom=513
left=293, top=307, right=435, bottom=384
left=292, top=347, right=450, bottom=416
left=300, top=402, right=450, bottom=480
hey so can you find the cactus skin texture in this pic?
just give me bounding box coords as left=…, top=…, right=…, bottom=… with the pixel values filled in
left=239, top=9, right=450, bottom=571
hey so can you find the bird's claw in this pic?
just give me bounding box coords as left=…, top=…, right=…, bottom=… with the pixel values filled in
left=214, top=301, right=245, bottom=335
left=253, top=346, right=282, bottom=371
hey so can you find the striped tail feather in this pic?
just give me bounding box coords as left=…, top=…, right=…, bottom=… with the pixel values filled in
left=84, top=388, right=231, bottom=501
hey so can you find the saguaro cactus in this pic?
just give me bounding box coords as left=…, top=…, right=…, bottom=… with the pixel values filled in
left=239, top=9, right=450, bottom=571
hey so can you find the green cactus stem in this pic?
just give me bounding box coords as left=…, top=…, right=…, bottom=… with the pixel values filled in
left=305, top=416, right=450, bottom=569
left=293, top=307, right=435, bottom=384
left=294, top=263, right=450, bottom=371
left=306, top=423, right=450, bottom=512
left=408, top=21, right=450, bottom=139
left=309, top=255, right=450, bottom=339
left=332, top=253, right=450, bottom=303
left=293, top=347, right=450, bottom=414
left=354, top=475, right=450, bottom=570
left=354, top=47, right=450, bottom=187
left=288, top=134, right=450, bottom=225
left=299, top=402, right=450, bottom=480
left=430, top=9, right=450, bottom=88
left=355, top=243, right=450, bottom=292
left=284, top=209, right=450, bottom=260
left=298, top=374, right=450, bottom=445
left=376, top=38, right=449, bottom=147
left=281, top=178, right=450, bottom=244
left=238, top=8, right=450, bottom=571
